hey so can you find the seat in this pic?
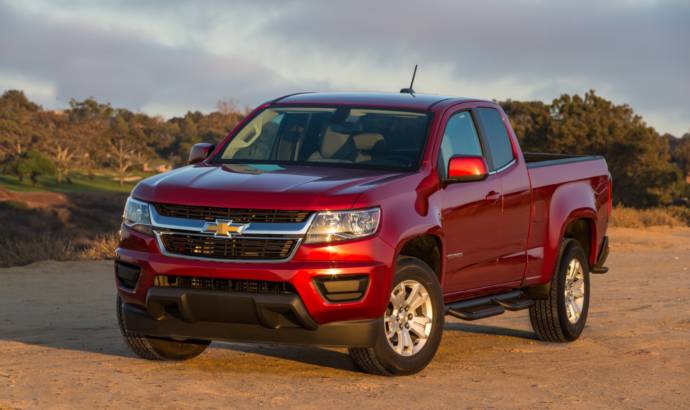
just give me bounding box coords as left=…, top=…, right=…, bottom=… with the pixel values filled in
left=308, top=129, right=355, bottom=163
left=353, top=133, right=384, bottom=162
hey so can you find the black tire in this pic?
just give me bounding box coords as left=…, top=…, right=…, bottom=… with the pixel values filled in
left=349, top=257, right=444, bottom=376
left=116, top=296, right=210, bottom=361
left=529, top=239, right=590, bottom=342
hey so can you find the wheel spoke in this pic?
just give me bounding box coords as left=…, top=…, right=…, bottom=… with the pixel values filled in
left=571, top=285, right=585, bottom=298
left=409, top=292, right=429, bottom=311
left=394, top=330, right=404, bottom=354
left=401, top=329, right=413, bottom=352
left=567, top=302, right=578, bottom=321
left=384, top=318, right=396, bottom=338
left=391, top=287, right=405, bottom=309
left=409, top=318, right=429, bottom=338
left=405, top=283, right=421, bottom=306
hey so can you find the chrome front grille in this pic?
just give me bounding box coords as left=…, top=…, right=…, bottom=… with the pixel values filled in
left=149, top=204, right=313, bottom=263
left=159, top=233, right=298, bottom=261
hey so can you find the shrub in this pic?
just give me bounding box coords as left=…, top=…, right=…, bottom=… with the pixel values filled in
left=79, top=232, right=119, bottom=260
left=610, top=206, right=689, bottom=228
left=0, top=234, right=76, bottom=267
left=4, top=150, right=56, bottom=186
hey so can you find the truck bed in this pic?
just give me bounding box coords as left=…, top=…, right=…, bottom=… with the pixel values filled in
left=523, top=152, right=605, bottom=168
left=523, top=151, right=610, bottom=284
left=525, top=152, right=608, bottom=190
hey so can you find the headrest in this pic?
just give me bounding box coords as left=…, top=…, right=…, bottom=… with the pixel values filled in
left=353, top=133, right=384, bottom=151
left=320, top=130, right=351, bottom=158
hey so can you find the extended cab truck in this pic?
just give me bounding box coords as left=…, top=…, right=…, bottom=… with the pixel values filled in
left=116, top=92, right=611, bottom=375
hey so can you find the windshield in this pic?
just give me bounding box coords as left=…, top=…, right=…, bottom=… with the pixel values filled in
left=216, top=106, right=430, bottom=171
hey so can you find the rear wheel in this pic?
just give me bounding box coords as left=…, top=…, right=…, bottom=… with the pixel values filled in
left=529, top=239, right=590, bottom=342
left=349, top=257, right=444, bottom=376
left=117, top=296, right=210, bottom=361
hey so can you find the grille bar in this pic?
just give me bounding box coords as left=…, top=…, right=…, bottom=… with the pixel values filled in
left=153, top=275, right=296, bottom=294
left=154, top=203, right=311, bottom=224
left=159, top=233, right=298, bottom=260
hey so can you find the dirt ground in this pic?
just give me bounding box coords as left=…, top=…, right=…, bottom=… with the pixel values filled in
left=1, top=227, right=689, bottom=409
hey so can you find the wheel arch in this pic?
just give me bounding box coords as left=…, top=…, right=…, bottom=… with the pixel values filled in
left=562, top=217, right=597, bottom=267
left=542, top=181, right=598, bottom=281
left=397, top=234, right=443, bottom=284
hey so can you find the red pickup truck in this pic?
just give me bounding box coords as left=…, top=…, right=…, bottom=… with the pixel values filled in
left=115, top=92, right=611, bottom=375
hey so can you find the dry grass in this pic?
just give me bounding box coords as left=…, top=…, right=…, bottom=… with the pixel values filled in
left=78, top=232, right=119, bottom=260
left=610, top=206, right=690, bottom=228
left=0, top=234, right=77, bottom=266
left=0, top=192, right=126, bottom=267
left=0, top=232, right=119, bottom=267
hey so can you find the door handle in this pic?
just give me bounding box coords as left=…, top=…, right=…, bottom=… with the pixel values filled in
left=484, top=191, right=500, bottom=203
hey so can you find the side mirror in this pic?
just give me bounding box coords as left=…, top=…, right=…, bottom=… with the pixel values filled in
left=188, top=143, right=215, bottom=164
left=447, top=155, right=489, bottom=183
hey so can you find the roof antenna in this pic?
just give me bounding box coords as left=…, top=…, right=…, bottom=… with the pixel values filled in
left=400, top=64, right=418, bottom=94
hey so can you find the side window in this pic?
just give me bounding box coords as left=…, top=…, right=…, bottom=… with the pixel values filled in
left=439, top=111, right=483, bottom=176
left=476, top=108, right=514, bottom=170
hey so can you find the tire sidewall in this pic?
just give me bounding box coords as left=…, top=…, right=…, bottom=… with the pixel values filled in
left=556, top=241, right=590, bottom=340
left=372, top=257, right=444, bottom=375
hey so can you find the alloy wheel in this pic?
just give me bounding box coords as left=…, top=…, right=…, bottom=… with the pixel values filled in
left=564, top=258, right=586, bottom=324
left=384, top=279, right=434, bottom=356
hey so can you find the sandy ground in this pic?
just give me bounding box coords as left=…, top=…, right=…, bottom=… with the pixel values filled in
left=1, top=227, right=689, bottom=409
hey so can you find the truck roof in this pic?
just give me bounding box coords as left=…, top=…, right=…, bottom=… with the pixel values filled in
left=272, top=91, right=485, bottom=111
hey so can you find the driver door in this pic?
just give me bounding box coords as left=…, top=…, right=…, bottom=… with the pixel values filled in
left=437, top=108, right=504, bottom=295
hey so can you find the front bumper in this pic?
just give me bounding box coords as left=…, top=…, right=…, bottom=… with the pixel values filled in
left=121, top=287, right=379, bottom=347
left=116, top=224, right=396, bottom=326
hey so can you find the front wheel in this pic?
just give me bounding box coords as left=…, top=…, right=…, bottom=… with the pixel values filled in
left=349, top=257, right=444, bottom=376
left=116, top=296, right=210, bottom=361
left=529, top=239, right=590, bottom=342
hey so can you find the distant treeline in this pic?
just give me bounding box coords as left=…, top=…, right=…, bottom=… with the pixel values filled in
left=0, top=90, right=245, bottom=186
left=0, top=89, right=688, bottom=207
left=502, top=91, right=689, bottom=207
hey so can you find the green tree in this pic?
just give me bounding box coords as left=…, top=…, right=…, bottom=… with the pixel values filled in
left=503, top=91, right=684, bottom=207
left=0, top=90, right=42, bottom=160
left=668, top=132, right=690, bottom=198
left=669, top=133, right=690, bottom=177
left=5, top=150, right=56, bottom=185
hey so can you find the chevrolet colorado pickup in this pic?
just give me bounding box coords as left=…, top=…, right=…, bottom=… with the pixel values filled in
left=116, top=92, right=611, bottom=375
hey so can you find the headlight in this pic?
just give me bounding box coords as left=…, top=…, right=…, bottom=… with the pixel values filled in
left=305, top=208, right=380, bottom=244
left=123, top=197, right=152, bottom=235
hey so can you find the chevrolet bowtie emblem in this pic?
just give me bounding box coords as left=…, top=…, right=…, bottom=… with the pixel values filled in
left=202, top=219, right=248, bottom=237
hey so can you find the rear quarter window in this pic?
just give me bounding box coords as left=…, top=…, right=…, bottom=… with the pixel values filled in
left=476, top=108, right=514, bottom=171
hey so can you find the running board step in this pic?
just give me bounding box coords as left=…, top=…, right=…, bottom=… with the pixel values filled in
left=447, top=304, right=505, bottom=321
left=445, top=290, right=534, bottom=322
left=494, top=297, right=535, bottom=311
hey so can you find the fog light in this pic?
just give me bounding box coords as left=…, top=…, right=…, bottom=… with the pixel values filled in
left=314, top=275, right=369, bottom=302
left=115, top=261, right=140, bottom=290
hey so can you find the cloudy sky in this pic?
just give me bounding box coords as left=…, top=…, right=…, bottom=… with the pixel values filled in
left=1, top=0, right=688, bottom=135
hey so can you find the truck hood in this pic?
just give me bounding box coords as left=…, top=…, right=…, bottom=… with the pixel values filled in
left=132, top=163, right=409, bottom=210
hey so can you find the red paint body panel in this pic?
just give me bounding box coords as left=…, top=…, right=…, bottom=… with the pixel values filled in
left=117, top=92, right=611, bottom=327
